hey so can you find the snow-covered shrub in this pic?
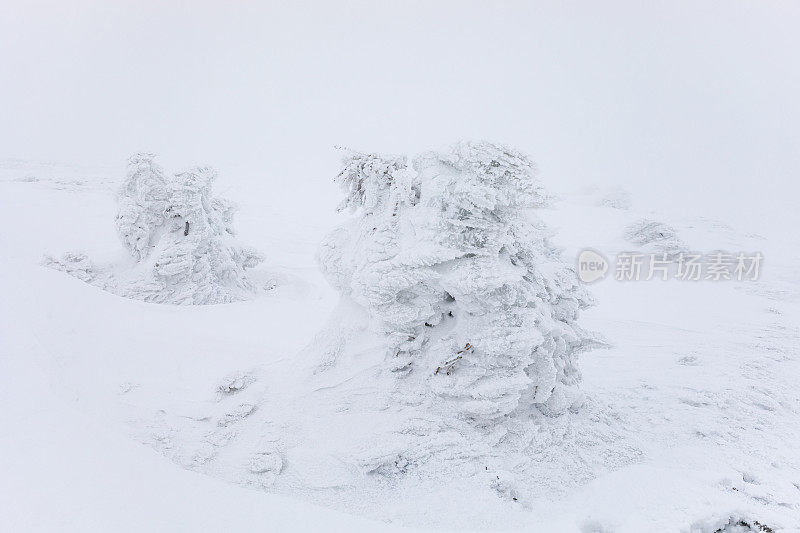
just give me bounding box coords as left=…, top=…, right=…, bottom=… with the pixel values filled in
left=320, top=141, right=596, bottom=420
left=45, top=154, right=263, bottom=304
left=598, top=188, right=632, bottom=209
left=688, top=514, right=775, bottom=533
left=624, top=218, right=687, bottom=258
left=43, top=251, right=104, bottom=283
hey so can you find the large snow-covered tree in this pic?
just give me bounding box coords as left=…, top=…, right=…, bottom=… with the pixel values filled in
left=320, top=141, right=595, bottom=421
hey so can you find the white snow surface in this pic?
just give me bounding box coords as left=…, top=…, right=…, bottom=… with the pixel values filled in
left=2, top=159, right=799, bottom=532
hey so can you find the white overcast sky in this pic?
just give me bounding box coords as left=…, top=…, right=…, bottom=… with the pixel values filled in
left=1, top=1, right=798, bottom=233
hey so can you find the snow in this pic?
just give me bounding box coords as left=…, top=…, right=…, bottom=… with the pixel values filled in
left=2, top=160, right=799, bottom=532
left=2, top=2, right=800, bottom=531
left=0, top=314, right=415, bottom=533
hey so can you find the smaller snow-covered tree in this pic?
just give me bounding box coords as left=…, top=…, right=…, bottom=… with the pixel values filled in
left=115, top=154, right=263, bottom=304
left=46, top=154, right=263, bottom=305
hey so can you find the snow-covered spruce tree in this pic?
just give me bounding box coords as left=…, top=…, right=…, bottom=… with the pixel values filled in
left=112, top=153, right=262, bottom=304
left=320, top=141, right=595, bottom=421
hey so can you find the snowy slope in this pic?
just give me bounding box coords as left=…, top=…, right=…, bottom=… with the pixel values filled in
left=2, top=160, right=798, bottom=532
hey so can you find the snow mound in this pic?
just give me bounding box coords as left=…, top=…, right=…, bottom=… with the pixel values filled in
left=44, top=154, right=264, bottom=304
left=624, top=218, right=688, bottom=257
left=597, top=188, right=632, bottom=210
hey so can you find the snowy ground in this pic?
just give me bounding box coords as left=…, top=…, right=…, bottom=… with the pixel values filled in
left=2, top=160, right=798, bottom=532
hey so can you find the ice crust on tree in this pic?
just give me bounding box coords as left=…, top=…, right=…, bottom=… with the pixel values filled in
left=319, top=141, right=597, bottom=423
left=45, top=154, right=263, bottom=304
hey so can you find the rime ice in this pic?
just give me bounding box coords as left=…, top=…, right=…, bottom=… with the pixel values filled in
left=320, top=141, right=597, bottom=419
left=46, top=154, right=264, bottom=304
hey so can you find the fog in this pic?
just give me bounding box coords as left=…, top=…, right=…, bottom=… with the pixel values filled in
left=2, top=1, right=798, bottom=235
